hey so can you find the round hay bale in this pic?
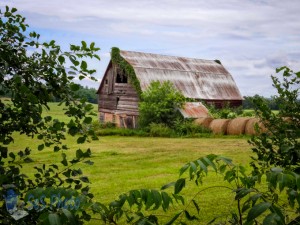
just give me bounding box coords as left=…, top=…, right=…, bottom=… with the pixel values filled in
left=227, top=117, right=250, bottom=135
left=209, top=119, right=230, bottom=135
left=194, top=117, right=213, bottom=128
left=245, top=118, right=267, bottom=135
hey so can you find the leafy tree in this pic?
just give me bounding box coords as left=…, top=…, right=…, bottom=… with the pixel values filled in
left=50, top=84, right=98, bottom=104
left=73, top=85, right=98, bottom=104
left=138, top=81, right=185, bottom=128
left=243, top=95, right=281, bottom=110
left=249, top=66, right=300, bottom=171
left=0, top=6, right=100, bottom=224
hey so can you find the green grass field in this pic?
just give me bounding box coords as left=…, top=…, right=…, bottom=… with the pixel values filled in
left=5, top=102, right=257, bottom=224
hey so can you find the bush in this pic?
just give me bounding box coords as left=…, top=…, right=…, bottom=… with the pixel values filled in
left=207, top=104, right=243, bottom=119
left=138, top=81, right=185, bottom=128
left=242, top=110, right=255, bottom=117
left=149, top=123, right=176, bottom=137
left=174, top=119, right=211, bottom=136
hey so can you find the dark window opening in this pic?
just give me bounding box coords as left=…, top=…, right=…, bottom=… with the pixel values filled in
left=116, top=73, right=128, bottom=83
left=105, top=79, right=108, bottom=84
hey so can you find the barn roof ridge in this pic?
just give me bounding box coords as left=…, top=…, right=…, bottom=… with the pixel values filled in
left=120, top=49, right=218, bottom=63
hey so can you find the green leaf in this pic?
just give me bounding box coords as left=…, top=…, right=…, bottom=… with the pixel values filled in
left=189, top=161, right=197, bottom=173
left=48, top=213, right=62, bottom=225
left=38, top=144, right=44, bottom=151
left=219, top=164, right=227, bottom=173
left=174, top=178, right=185, bottom=194
left=69, top=55, right=79, bottom=66
left=217, top=156, right=233, bottom=165
left=179, top=164, right=189, bottom=176
left=81, top=61, right=87, bottom=70
left=9, top=152, right=15, bottom=160
left=184, top=210, right=198, bottom=221
left=275, top=66, right=286, bottom=73
left=151, top=190, right=162, bottom=210
left=58, top=55, right=65, bottom=64
left=70, top=83, right=80, bottom=91
left=196, top=159, right=207, bottom=174
left=203, top=156, right=217, bottom=171
left=247, top=202, right=271, bottom=221
left=161, top=182, right=175, bottom=190
left=161, top=192, right=172, bottom=211
left=192, top=200, right=200, bottom=214
left=77, top=136, right=86, bottom=144
left=81, top=41, right=87, bottom=49
left=235, top=188, right=253, bottom=200
left=80, top=176, right=89, bottom=183
left=24, top=157, right=34, bottom=163
left=61, top=153, right=68, bottom=166
left=62, top=209, right=76, bottom=224
left=172, top=194, right=185, bottom=205
left=242, top=200, right=251, bottom=213
left=76, top=149, right=84, bottom=159
left=262, top=213, right=281, bottom=225
left=83, top=117, right=92, bottom=124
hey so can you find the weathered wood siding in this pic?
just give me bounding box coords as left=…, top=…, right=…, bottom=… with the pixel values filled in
left=98, top=62, right=139, bottom=127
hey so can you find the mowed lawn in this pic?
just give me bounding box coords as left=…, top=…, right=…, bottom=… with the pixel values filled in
left=7, top=102, right=255, bottom=224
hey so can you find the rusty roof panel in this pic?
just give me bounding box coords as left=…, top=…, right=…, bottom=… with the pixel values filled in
left=178, top=102, right=210, bottom=119
left=120, top=50, right=243, bottom=100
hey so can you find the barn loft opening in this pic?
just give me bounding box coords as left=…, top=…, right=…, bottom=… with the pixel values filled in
left=116, top=73, right=128, bottom=83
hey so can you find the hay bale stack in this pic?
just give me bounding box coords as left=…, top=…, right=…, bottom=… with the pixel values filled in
left=227, top=117, right=250, bottom=135
left=209, top=119, right=230, bottom=134
left=245, top=118, right=267, bottom=135
left=194, top=117, right=213, bottom=128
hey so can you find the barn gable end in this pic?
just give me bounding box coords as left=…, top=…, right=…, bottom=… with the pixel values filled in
left=97, top=60, right=139, bottom=128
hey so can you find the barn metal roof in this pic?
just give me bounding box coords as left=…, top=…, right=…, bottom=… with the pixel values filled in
left=120, top=50, right=243, bottom=101
left=178, top=102, right=210, bottom=119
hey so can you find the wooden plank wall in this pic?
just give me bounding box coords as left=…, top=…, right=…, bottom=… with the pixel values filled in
left=98, top=64, right=140, bottom=127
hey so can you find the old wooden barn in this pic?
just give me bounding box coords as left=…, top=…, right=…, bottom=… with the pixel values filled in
left=97, top=48, right=243, bottom=128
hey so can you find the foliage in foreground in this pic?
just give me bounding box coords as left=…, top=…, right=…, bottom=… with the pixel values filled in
left=0, top=6, right=100, bottom=224
left=2, top=5, right=300, bottom=225
left=91, top=67, right=300, bottom=224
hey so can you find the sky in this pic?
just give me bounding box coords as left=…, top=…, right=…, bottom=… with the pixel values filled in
left=1, top=0, right=300, bottom=97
